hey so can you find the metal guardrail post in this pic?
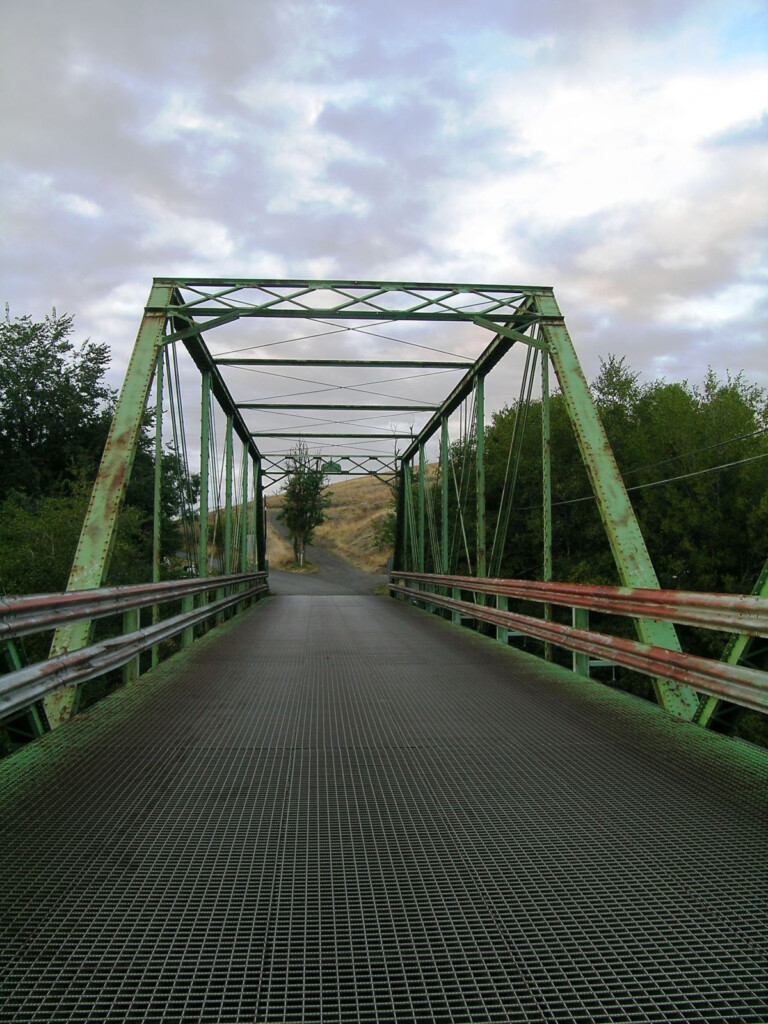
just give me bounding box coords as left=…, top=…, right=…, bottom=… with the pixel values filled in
left=122, top=609, right=141, bottom=685
left=572, top=607, right=590, bottom=676
left=496, top=595, right=509, bottom=645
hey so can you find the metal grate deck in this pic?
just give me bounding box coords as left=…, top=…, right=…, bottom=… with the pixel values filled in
left=1, top=594, right=767, bottom=1023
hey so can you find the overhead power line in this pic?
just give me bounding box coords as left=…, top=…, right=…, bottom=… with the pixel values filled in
left=517, top=450, right=768, bottom=512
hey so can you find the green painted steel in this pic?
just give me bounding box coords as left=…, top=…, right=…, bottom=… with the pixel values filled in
left=152, top=354, right=164, bottom=590
left=441, top=417, right=449, bottom=574
left=151, top=354, right=164, bottom=668
left=542, top=353, right=553, bottom=661
left=393, top=464, right=406, bottom=572
left=122, top=608, right=140, bottom=686
left=404, top=462, right=415, bottom=571
left=496, top=594, right=509, bottom=645
left=160, top=278, right=555, bottom=324
left=179, top=322, right=261, bottom=464
left=534, top=293, right=700, bottom=720
left=697, top=555, right=768, bottom=727
left=39, top=276, right=716, bottom=734
left=400, top=330, right=516, bottom=463
left=240, top=444, right=249, bottom=574
left=470, top=316, right=553, bottom=351
left=475, top=375, right=486, bottom=578
left=255, top=462, right=266, bottom=572
left=44, top=282, right=174, bottom=729
left=572, top=607, right=591, bottom=676
left=199, top=372, right=211, bottom=579
left=251, top=432, right=415, bottom=439
left=256, top=462, right=262, bottom=573
left=217, top=359, right=471, bottom=369
left=239, top=404, right=438, bottom=412
left=225, top=416, right=234, bottom=576
left=418, top=445, right=426, bottom=573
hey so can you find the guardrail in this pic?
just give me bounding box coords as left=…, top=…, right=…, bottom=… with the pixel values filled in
left=0, top=572, right=268, bottom=719
left=389, top=572, right=768, bottom=715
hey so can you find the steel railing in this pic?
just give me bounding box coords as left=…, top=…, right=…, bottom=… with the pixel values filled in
left=0, top=572, right=268, bottom=718
left=389, top=572, right=768, bottom=715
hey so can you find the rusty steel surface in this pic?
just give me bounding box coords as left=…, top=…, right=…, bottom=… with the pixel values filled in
left=1, top=593, right=767, bottom=1023
left=393, top=572, right=768, bottom=636
left=0, top=573, right=267, bottom=639
left=389, top=583, right=768, bottom=714
left=0, top=582, right=268, bottom=718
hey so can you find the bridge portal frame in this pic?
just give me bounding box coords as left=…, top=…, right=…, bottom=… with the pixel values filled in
left=44, top=278, right=703, bottom=727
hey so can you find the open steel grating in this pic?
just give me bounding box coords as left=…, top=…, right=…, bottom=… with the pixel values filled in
left=1, top=594, right=767, bottom=1023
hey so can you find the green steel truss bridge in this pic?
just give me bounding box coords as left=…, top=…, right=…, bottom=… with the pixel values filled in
left=1, top=279, right=766, bottom=1023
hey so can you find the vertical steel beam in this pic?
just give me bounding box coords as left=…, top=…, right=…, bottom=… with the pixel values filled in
left=441, top=417, right=449, bottom=574
left=44, top=282, right=173, bottom=728
left=402, top=460, right=412, bottom=571
left=542, top=352, right=553, bottom=661
left=240, top=443, right=249, bottom=574
left=572, top=607, right=591, bottom=675
left=256, top=460, right=262, bottom=573
left=181, top=594, right=194, bottom=646
left=151, top=354, right=164, bottom=668
left=476, top=375, right=487, bottom=577
left=393, top=462, right=406, bottom=572
left=256, top=462, right=266, bottom=572
left=199, top=371, right=211, bottom=579
left=496, top=594, right=509, bottom=645
left=122, top=609, right=140, bottom=686
left=224, top=415, right=233, bottom=576
left=535, top=293, right=699, bottom=719
left=418, top=444, right=426, bottom=573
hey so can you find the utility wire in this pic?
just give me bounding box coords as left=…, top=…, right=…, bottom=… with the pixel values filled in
left=621, top=426, right=768, bottom=478
left=518, top=450, right=768, bottom=512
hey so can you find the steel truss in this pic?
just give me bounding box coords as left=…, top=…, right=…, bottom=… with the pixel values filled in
left=40, top=277, right=747, bottom=727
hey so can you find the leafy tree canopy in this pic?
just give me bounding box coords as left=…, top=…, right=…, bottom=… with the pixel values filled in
left=0, top=312, right=114, bottom=499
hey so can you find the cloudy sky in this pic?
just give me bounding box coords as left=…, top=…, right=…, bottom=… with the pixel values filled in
left=2, top=0, right=766, bottom=473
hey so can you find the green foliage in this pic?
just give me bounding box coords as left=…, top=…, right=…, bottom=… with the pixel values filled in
left=278, top=443, right=331, bottom=566
left=420, top=357, right=767, bottom=740
left=478, top=356, right=768, bottom=597
left=0, top=312, right=114, bottom=499
left=373, top=508, right=397, bottom=553
left=0, top=312, right=198, bottom=598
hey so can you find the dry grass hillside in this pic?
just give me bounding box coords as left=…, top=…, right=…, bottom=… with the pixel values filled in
left=266, top=475, right=394, bottom=572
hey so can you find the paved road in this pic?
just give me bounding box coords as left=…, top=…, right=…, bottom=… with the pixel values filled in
left=268, top=512, right=387, bottom=596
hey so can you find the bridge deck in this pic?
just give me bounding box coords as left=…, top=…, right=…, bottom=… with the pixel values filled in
left=1, top=593, right=766, bottom=1023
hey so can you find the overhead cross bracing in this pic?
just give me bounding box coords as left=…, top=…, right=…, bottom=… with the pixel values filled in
left=159, top=278, right=553, bottom=489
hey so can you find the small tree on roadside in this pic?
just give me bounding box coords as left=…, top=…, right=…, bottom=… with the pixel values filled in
left=278, top=443, right=331, bottom=566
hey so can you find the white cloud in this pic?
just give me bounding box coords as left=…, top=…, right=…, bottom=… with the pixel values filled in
left=138, top=199, right=236, bottom=261
left=656, top=282, right=766, bottom=329
left=58, top=193, right=102, bottom=218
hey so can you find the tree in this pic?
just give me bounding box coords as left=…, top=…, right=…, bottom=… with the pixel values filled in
left=0, top=312, right=114, bottom=499
left=278, top=443, right=330, bottom=566
left=0, top=311, right=203, bottom=597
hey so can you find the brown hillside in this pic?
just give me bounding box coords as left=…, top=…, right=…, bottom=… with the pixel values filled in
left=266, top=475, right=394, bottom=572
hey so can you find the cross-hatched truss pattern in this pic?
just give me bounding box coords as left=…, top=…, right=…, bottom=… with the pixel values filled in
left=2, top=595, right=766, bottom=1023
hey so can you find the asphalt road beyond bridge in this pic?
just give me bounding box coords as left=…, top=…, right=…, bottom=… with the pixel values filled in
left=1, top=559, right=766, bottom=1023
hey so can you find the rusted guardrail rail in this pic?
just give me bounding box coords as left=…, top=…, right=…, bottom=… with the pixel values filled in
left=0, top=572, right=268, bottom=718
left=389, top=572, right=768, bottom=714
